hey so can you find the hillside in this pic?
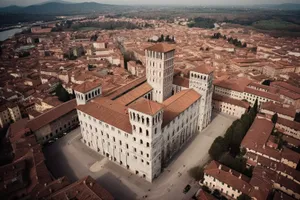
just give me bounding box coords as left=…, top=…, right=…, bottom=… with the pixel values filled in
left=0, top=2, right=126, bottom=15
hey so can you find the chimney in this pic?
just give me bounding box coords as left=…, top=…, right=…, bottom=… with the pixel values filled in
left=239, top=174, right=242, bottom=179
left=229, top=169, right=232, bottom=174
left=263, top=144, right=265, bottom=149
left=90, top=182, right=93, bottom=187
left=44, top=183, right=47, bottom=187
left=218, top=164, right=222, bottom=170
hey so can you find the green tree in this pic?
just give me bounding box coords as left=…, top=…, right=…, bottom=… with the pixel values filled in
left=272, top=113, right=278, bottom=124
left=237, top=194, right=251, bottom=200
left=209, top=136, right=227, bottom=160
left=165, top=35, right=170, bottom=42
left=55, top=84, right=70, bottom=102
left=241, top=113, right=252, bottom=130
left=188, top=166, right=204, bottom=181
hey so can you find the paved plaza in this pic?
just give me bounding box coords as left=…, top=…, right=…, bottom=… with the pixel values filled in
left=44, top=112, right=237, bottom=200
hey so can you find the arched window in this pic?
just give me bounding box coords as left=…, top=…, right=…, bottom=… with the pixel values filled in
left=146, top=142, right=150, bottom=147
left=146, top=130, right=149, bottom=136
left=142, top=116, right=145, bottom=124
left=139, top=127, right=142, bottom=133
left=137, top=114, right=140, bottom=122
left=140, top=139, right=143, bottom=144
left=88, top=93, right=91, bottom=99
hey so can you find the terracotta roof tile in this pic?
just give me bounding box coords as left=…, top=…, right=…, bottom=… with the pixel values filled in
left=162, top=89, right=201, bottom=127
left=261, top=101, right=296, bottom=118
left=115, top=82, right=152, bottom=106
left=27, top=99, right=76, bottom=132
left=213, top=77, right=252, bottom=92
left=145, top=43, right=175, bottom=53
left=204, top=161, right=252, bottom=195
left=105, top=77, right=146, bottom=99
left=77, top=98, right=132, bottom=133
left=213, top=94, right=250, bottom=109
left=129, top=98, right=163, bottom=116
left=277, top=117, right=300, bottom=131
left=46, top=176, right=114, bottom=200
left=244, top=87, right=281, bottom=102
left=73, top=80, right=101, bottom=93
left=173, top=75, right=189, bottom=88
left=191, top=65, right=214, bottom=75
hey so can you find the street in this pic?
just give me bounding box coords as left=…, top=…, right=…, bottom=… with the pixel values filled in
left=43, top=112, right=236, bottom=200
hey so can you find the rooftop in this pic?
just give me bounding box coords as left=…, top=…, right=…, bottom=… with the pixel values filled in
left=129, top=98, right=163, bottom=116
left=73, top=80, right=101, bottom=94
left=145, top=43, right=175, bottom=53
left=27, top=99, right=77, bottom=132
left=162, top=89, right=201, bottom=127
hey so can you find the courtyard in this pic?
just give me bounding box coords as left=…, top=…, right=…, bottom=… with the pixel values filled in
left=43, top=112, right=236, bottom=200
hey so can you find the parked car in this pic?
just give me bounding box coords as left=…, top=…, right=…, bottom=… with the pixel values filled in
left=183, top=184, right=191, bottom=194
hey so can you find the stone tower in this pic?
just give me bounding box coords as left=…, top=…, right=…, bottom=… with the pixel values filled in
left=145, top=43, right=175, bottom=103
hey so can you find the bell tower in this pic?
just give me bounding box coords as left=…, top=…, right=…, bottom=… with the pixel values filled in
left=145, top=43, right=175, bottom=103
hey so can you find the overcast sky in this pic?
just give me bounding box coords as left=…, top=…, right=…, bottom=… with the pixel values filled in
left=0, top=0, right=299, bottom=7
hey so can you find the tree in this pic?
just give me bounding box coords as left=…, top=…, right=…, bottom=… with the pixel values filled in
left=165, top=35, right=170, bottom=42
left=237, top=194, right=251, bottom=200
left=272, top=113, right=278, bottom=124
left=253, top=99, right=258, bottom=114
left=55, top=84, right=70, bottom=102
left=188, top=166, right=204, bottom=181
left=209, top=136, right=227, bottom=160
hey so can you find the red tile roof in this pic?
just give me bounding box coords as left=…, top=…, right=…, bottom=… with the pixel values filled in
left=244, top=87, right=281, bottom=102
left=77, top=98, right=132, bottom=133
left=271, top=81, right=300, bottom=94
left=213, top=77, right=252, bottom=92
left=145, top=43, right=175, bottom=53
left=46, top=176, right=114, bottom=200
left=73, top=80, right=101, bottom=93
left=191, top=65, right=214, bottom=75
left=277, top=117, right=300, bottom=131
left=196, top=190, right=216, bottom=200
left=213, top=94, right=250, bottom=109
left=129, top=98, right=163, bottom=116
left=173, top=75, right=189, bottom=88
left=162, top=89, right=201, bottom=127
left=204, top=161, right=252, bottom=195
left=105, top=76, right=147, bottom=99
left=114, top=82, right=152, bottom=106
left=241, top=117, right=274, bottom=148
left=260, top=101, right=296, bottom=118
left=27, top=99, right=77, bottom=132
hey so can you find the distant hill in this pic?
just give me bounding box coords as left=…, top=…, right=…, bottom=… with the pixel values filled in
left=258, top=3, right=300, bottom=10
left=0, top=5, right=23, bottom=13
left=272, top=3, right=300, bottom=10
left=0, top=2, right=124, bottom=15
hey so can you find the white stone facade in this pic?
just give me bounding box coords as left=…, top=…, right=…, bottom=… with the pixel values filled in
left=145, top=49, right=174, bottom=103
left=203, top=173, right=242, bottom=199
left=212, top=100, right=247, bottom=118
left=74, top=87, right=101, bottom=105
left=189, top=71, right=213, bottom=131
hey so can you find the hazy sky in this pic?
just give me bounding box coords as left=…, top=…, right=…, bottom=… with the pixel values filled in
left=0, top=0, right=299, bottom=7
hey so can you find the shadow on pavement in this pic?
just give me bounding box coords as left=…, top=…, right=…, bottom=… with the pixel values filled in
left=97, top=172, right=137, bottom=200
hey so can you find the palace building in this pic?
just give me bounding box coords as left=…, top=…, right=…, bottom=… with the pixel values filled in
left=74, top=43, right=213, bottom=182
